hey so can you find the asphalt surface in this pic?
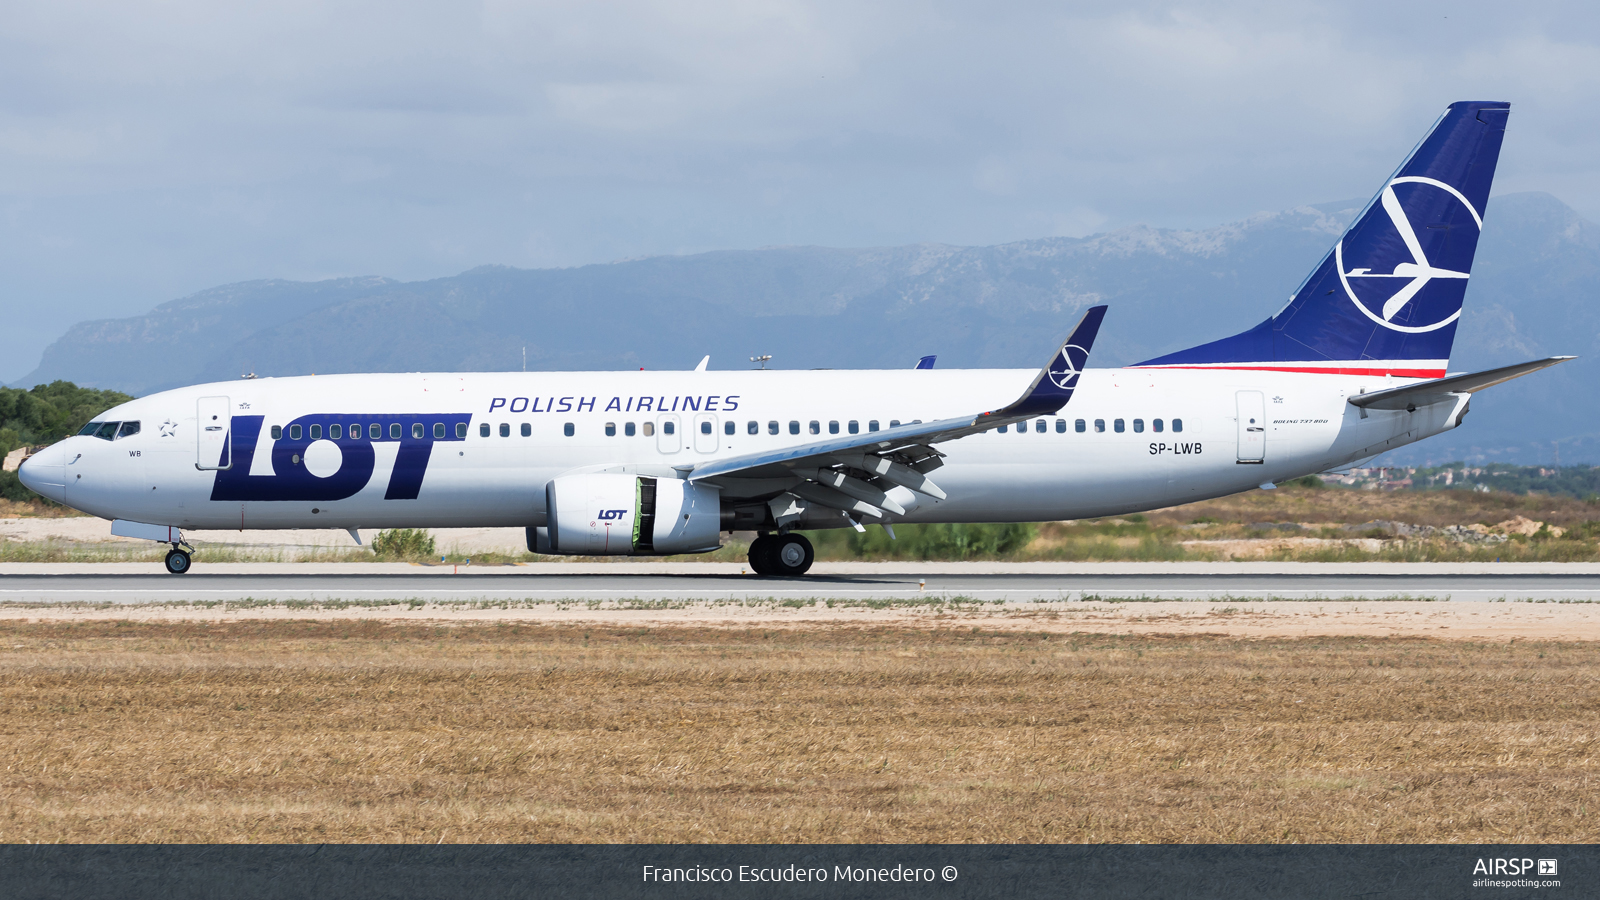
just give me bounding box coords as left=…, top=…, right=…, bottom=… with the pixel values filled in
left=3, top=569, right=1599, bottom=604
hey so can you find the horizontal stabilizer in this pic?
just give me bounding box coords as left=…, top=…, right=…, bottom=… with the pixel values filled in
left=1348, top=356, right=1574, bottom=410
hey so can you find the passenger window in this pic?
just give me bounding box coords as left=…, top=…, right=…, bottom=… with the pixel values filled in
left=1153, top=419, right=1164, bottom=433
left=412, top=423, right=424, bottom=439
left=643, top=422, right=655, bottom=436
left=890, top=420, right=901, bottom=428
left=271, top=425, right=283, bottom=440
left=456, top=423, right=467, bottom=438
left=521, top=423, right=531, bottom=437
left=1093, top=419, right=1104, bottom=433
left=626, top=422, right=637, bottom=437
left=1055, top=419, right=1066, bottom=433
left=564, top=423, right=574, bottom=437
left=331, top=424, right=343, bottom=439
left=768, top=421, right=779, bottom=435
left=828, top=420, right=839, bottom=434
left=1133, top=419, right=1144, bottom=433
left=1035, top=419, right=1046, bottom=433
left=499, top=423, right=510, bottom=437
left=1074, top=419, right=1085, bottom=433
left=868, top=420, right=879, bottom=432
left=747, top=421, right=758, bottom=435
left=701, top=421, right=712, bottom=435
left=998, top=424, right=1008, bottom=433
left=724, top=421, right=735, bottom=435
left=606, top=422, right=617, bottom=437
left=290, top=424, right=302, bottom=440
left=433, top=423, right=445, bottom=439
left=664, top=421, right=675, bottom=435
left=1114, top=419, right=1125, bottom=433
left=310, top=424, right=322, bottom=440
left=848, top=420, right=859, bottom=434
left=1173, top=418, right=1183, bottom=433
left=390, top=423, right=400, bottom=439
left=117, top=421, right=140, bottom=439
left=372, top=423, right=382, bottom=439
left=809, top=420, right=820, bottom=435
left=789, top=421, right=800, bottom=435
left=479, top=423, right=490, bottom=437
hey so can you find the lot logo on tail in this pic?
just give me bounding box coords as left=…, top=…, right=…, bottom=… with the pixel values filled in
left=1336, top=176, right=1482, bottom=334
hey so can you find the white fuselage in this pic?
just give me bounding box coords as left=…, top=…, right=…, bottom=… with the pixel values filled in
left=24, top=367, right=1464, bottom=535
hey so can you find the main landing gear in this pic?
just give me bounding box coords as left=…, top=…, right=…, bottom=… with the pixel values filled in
left=748, top=532, right=814, bottom=577
left=164, top=544, right=192, bottom=575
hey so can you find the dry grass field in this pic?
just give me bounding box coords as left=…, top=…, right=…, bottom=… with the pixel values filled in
left=2, top=619, right=1595, bottom=844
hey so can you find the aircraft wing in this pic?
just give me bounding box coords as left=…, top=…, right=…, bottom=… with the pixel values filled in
left=683, top=307, right=1106, bottom=520
left=1347, top=356, right=1575, bottom=411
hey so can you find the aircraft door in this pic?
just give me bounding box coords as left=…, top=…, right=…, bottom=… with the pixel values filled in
left=693, top=414, right=718, bottom=453
left=656, top=415, right=681, bottom=453
left=1236, top=391, right=1265, bottom=463
left=196, top=396, right=232, bottom=470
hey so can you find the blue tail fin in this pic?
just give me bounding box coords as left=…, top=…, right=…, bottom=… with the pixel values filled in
left=1136, top=101, right=1509, bottom=378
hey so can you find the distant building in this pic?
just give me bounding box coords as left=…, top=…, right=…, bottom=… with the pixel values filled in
left=2, top=446, right=33, bottom=473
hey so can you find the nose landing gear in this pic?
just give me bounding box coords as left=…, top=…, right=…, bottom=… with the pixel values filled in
left=748, top=532, right=814, bottom=576
left=164, top=544, right=193, bottom=575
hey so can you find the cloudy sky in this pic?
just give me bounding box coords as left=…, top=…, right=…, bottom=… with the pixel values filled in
left=3, top=0, right=1598, bottom=381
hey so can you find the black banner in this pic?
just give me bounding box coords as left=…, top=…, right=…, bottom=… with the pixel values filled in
left=1, top=844, right=1589, bottom=899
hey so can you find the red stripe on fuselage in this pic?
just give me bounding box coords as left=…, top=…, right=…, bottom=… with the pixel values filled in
left=1131, top=364, right=1446, bottom=378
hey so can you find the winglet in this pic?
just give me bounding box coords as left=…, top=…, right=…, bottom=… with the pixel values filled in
left=915, top=355, right=937, bottom=370
left=991, top=306, right=1107, bottom=419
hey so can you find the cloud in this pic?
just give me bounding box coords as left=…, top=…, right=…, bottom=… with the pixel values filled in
left=2, top=0, right=1600, bottom=380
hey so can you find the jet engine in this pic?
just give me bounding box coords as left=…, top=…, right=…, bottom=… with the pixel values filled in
left=539, top=474, right=722, bottom=556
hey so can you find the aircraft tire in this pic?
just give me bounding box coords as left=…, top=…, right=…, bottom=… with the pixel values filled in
left=748, top=535, right=775, bottom=575
left=770, top=533, right=814, bottom=576
left=164, top=548, right=192, bottom=575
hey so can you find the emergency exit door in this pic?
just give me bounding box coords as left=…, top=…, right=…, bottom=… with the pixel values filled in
left=196, top=396, right=232, bottom=470
left=656, top=415, right=681, bottom=454
left=1236, top=391, right=1265, bottom=463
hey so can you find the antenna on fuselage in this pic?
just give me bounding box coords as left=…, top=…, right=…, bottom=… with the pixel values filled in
left=750, top=355, right=772, bottom=370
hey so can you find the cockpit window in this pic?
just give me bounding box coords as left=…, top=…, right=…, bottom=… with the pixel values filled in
left=93, top=422, right=119, bottom=440
left=79, top=422, right=103, bottom=436
left=116, top=421, right=140, bottom=439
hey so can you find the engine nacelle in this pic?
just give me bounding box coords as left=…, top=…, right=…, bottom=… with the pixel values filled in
left=542, top=474, right=722, bottom=556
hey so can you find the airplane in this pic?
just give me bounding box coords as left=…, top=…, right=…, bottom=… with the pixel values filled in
left=18, top=100, right=1573, bottom=576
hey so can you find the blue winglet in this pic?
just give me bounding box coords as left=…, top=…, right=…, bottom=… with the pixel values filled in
left=915, top=355, right=937, bottom=370
left=995, top=306, right=1107, bottom=419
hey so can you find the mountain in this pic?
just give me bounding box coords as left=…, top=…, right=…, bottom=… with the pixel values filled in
left=16, top=192, right=1597, bottom=465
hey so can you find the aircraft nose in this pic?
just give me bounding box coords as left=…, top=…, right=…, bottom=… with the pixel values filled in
left=17, top=443, right=67, bottom=504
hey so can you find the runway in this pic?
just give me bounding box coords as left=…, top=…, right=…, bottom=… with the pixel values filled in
left=2, top=564, right=1599, bottom=605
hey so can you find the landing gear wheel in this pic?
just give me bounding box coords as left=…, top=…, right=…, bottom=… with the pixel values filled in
left=748, top=535, right=776, bottom=575
left=164, top=548, right=192, bottom=575
left=770, top=533, right=814, bottom=576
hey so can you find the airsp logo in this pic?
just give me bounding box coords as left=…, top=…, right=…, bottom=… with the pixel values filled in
left=1335, top=175, right=1481, bottom=333
left=1047, top=344, right=1090, bottom=389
